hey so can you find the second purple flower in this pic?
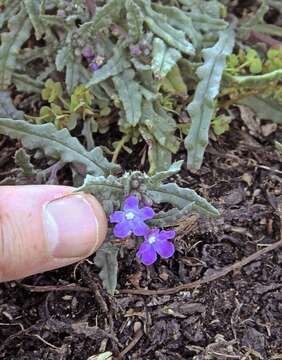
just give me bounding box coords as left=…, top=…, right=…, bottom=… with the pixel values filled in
left=110, top=196, right=155, bottom=238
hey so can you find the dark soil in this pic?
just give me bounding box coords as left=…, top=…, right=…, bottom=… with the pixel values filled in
left=0, top=114, right=282, bottom=360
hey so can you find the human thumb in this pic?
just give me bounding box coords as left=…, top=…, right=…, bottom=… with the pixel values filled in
left=0, top=185, right=107, bottom=282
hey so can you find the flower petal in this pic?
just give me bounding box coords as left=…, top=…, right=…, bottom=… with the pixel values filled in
left=154, top=240, right=175, bottom=259
left=113, top=221, right=131, bottom=238
left=132, top=219, right=148, bottom=236
left=109, top=211, right=124, bottom=223
left=159, top=230, right=176, bottom=241
left=140, top=206, right=155, bottom=220
left=123, top=195, right=139, bottom=211
left=137, top=242, right=157, bottom=265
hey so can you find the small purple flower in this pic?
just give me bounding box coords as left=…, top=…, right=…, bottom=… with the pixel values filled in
left=131, top=46, right=142, bottom=56
left=89, top=62, right=100, bottom=71
left=82, top=46, right=94, bottom=59
left=110, top=196, right=154, bottom=238
left=137, top=228, right=175, bottom=265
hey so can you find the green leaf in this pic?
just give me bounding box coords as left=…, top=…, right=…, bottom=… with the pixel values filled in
left=76, top=174, right=124, bottom=213
left=137, top=0, right=195, bottom=55
left=141, top=100, right=179, bottom=154
left=113, top=69, right=142, bottom=126
left=149, top=160, right=183, bottom=185
left=125, top=0, right=144, bottom=42
left=23, top=0, right=45, bottom=40
left=94, top=243, right=119, bottom=296
left=12, top=73, right=44, bottom=93
left=55, top=46, right=71, bottom=72
left=152, top=3, right=202, bottom=48
left=161, top=64, right=187, bottom=95
left=147, top=182, right=219, bottom=217
left=0, top=0, right=21, bottom=28
left=151, top=38, right=182, bottom=79
left=0, top=118, right=120, bottom=175
left=0, top=7, right=32, bottom=89
left=238, top=96, right=282, bottom=124
left=150, top=203, right=194, bottom=227
left=274, top=140, right=282, bottom=153
left=223, top=69, right=282, bottom=88
left=66, top=59, right=81, bottom=94
left=79, top=0, right=122, bottom=35
left=0, top=91, right=24, bottom=118
left=14, top=148, right=35, bottom=177
left=185, top=28, right=235, bottom=170
left=87, top=48, right=131, bottom=87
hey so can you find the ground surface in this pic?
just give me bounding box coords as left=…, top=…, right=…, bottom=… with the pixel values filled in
left=0, top=115, right=282, bottom=360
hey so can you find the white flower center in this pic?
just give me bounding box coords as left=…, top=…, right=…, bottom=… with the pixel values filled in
left=125, top=211, right=135, bottom=220
left=148, top=235, right=156, bottom=244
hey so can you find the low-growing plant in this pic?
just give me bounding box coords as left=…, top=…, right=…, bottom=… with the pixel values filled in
left=0, top=0, right=281, bottom=293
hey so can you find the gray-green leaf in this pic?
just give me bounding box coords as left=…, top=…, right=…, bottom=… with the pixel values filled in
left=185, top=28, right=235, bottom=170
left=94, top=243, right=119, bottom=296
left=113, top=69, right=142, bottom=126
left=151, top=38, right=182, bottom=79
left=0, top=118, right=120, bottom=175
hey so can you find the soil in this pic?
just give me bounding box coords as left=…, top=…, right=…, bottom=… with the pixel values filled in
left=0, top=114, right=282, bottom=360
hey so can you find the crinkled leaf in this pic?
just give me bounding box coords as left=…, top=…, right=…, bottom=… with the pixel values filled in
left=149, top=160, right=183, bottom=185
left=23, top=0, right=45, bottom=40
left=141, top=100, right=179, bottom=154
left=56, top=46, right=71, bottom=72
left=162, top=64, right=187, bottom=95
left=14, top=148, right=35, bottom=177
left=238, top=96, right=282, bottom=125
left=136, top=0, right=195, bottom=55
left=0, top=0, right=21, bottom=28
left=94, top=243, right=119, bottom=296
left=113, top=69, right=142, bottom=126
left=151, top=38, right=182, bottom=79
left=0, top=7, right=32, bottom=89
left=66, top=58, right=81, bottom=94
left=87, top=48, right=131, bottom=87
left=0, top=118, right=120, bottom=175
left=13, top=73, right=43, bottom=93
left=76, top=174, right=123, bottom=213
left=224, top=69, right=282, bottom=88
left=0, top=91, right=24, bottom=118
left=185, top=28, right=235, bottom=170
left=152, top=3, right=202, bottom=48
left=125, top=0, right=144, bottom=42
left=79, top=0, right=122, bottom=34
left=150, top=203, right=194, bottom=227
left=147, top=182, right=219, bottom=217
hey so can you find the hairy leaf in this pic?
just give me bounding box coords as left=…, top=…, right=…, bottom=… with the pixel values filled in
left=94, top=243, right=118, bottom=296
left=87, top=48, right=131, bottom=87
left=23, top=0, right=45, bottom=40
left=151, top=38, right=182, bottom=79
left=14, top=148, right=35, bottom=177
left=224, top=69, right=282, bottom=88
left=162, top=64, right=187, bottom=95
left=0, top=0, right=21, bottom=28
left=238, top=96, right=282, bottom=124
left=13, top=73, right=44, bottom=93
left=136, top=0, right=195, bottom=55
left=0, top=91, right=24, bottom=118
left=79, top=0, right=122, bottom=34
left=0, top=118, right=120, bottom=175
left=125, top=0, right=144, bottom=42
left=152, top=3, right=202, bottom=48
left=150, top=203, right=194, bottom=227
left=0, top=7, right=32, bottom=89
left=147, top=182, right=220, bottom=217
left=185, top=28, right=235, bottom=170
left=113, top=69, right=142, bottom=126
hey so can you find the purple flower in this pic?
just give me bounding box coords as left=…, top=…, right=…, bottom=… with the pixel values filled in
left=131, top=46, right=142, bottom=56
left=82, top=46, right=94, bottom=59
left=110, top=196, right=154, bottom=238
left=137, top=228, right=175, bottom=265
left=89, top=62, right=100, bottom=71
